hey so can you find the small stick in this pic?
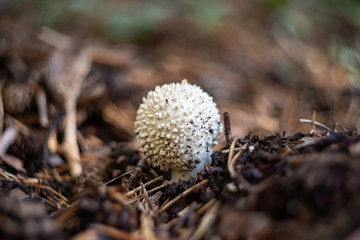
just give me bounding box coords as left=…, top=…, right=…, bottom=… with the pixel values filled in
left=125, top=175, right=164, bottom=196
left=312, top=111, right=316, bottom=133
left=127, top=183, right=168, bottom=204
left=24, top=182, right=68, bottom=202
left=228, top=143, right=249, bottom=180
left=158, top=179, right=208, bottom=214
left=299, top=119, right=334, bottom=133
left=0, top=168, right=13, bottom=180
left=34, top=169, right=71, bottom=182
left=227, top=137, right=238, bottom=179
left=223, top=112, right=233, bottom=149
left=141, top=183, right=153, bottom=210
left=227, top=138, right=251, bottom=190
left=0, top=167, right=18, bottom=180
left=197, top=198, right=216, bottom=215
left=146, top=183, right=168, bottom=195
left=335, top=122, right=347, bottom=131
left=221, top=147, right=247, bottom=154
left=20, top=177, right=41, bottom=184
left=104, top=169, right=135, bottom=186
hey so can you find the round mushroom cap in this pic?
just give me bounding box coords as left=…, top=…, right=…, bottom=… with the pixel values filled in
left=135, top=79, right=222, bottom=172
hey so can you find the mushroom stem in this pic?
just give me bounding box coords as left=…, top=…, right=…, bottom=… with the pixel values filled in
left=171, top=149, right=213, bottom=182
left=61, top=94, right=82, bottom=177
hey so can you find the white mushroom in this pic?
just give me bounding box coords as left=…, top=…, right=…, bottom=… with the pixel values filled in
left=135, top=79, right=222, bottom=181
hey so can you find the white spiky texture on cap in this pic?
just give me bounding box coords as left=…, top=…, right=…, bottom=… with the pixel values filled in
left=134, top=79, right=222, bottom=181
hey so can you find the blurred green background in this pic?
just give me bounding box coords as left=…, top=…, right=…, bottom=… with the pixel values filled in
left=2, top=0, right=359, bottom=87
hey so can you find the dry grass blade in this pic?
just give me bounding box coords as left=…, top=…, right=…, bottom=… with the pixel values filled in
left=35, top=171, right=72, bottom=182
left=127, top=182, right=168, bottom=204
left=312, top=111, right=316, bottom=133
left=227, top=137, right=238, bottom=178
left=0, top=167, right=19, bottom=180
left=227, top=138, right=252, bottom=191
left=221, top=147, right=247, bottom=154
left=227, top=138, right=248, bottom=179
left=140, top=183, right=153, bottom=211
left=158, top=179, right=208, bottom=214
left=104, top=169, right=135, bottom=186
left=0, top=168, right=14, bottom=180
left=300, top=119, right=334, bottom=133
left=229, top=145, right=248, bottom=180
left=147, top=183, right=168, bottom=194
left=197, top=198, right=216, bottom=215
left=23, top=182, right=68, bottom=203
left=335, top=122, right=347, bottom=131
left=125, top=176, right=164, bottom=197
left=189, top=201, right=220, bottom=240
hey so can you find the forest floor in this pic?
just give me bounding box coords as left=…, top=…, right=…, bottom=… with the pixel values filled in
left=1, top=1, right=360, bottom=239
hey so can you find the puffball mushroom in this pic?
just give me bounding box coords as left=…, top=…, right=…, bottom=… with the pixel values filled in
left=135, top=79, right=222, bottom=181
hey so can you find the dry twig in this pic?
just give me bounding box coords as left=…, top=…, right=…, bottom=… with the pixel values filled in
left=158, top=179, right=208, bottom=214
left=227, top=138, right=248, bottom=179
left=125, top=176, right=164, bottom=197
left=227, top=138, right=252, bottom=191
left=223, top=112, right=233, bottom=149
left=104, top=169, right=135, bottom=186
left=299, top=118, right=334, bottom=133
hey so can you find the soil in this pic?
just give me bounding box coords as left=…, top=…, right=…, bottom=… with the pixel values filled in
left=1, top=110, right=360, bottom=240
left=1, top=1, right=360, bottom=239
